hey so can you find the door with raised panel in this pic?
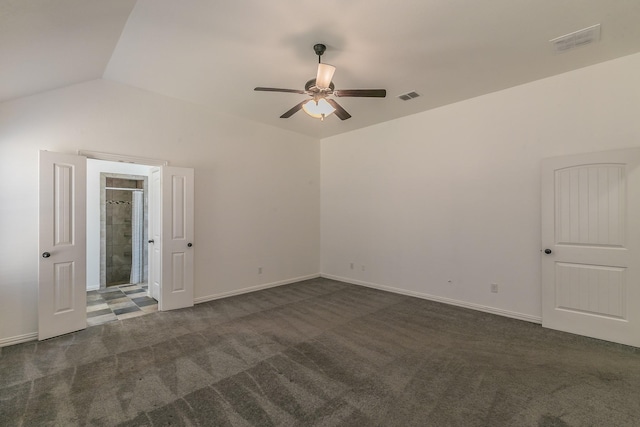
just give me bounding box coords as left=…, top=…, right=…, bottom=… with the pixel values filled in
left=149, top=167, right=161, bottom=301
left=541, top=148, right=640, bottom=347
left=149, top=166, right=194, bottom=311
left=38, top=151, right=87, bottom=340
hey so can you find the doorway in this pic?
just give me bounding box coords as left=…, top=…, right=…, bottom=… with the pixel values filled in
left=101, top=174, right=147, bottom=288
left=39, top=151, right=194, bottom=339
left=86, top=159, right=157, bottom=326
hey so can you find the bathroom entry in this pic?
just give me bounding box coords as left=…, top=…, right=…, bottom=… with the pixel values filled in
left=101, top=174, right=148, bottom=288
left=40, top=152, right=195, bottom=339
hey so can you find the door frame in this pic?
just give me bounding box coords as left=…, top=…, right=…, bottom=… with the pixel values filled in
left=40, top=150, right=196, bottom=340
left=82, top=150, right=168, bottom=290
left=100, top=172, right=149, bottom=288
left=82, top=151, right=198, bottom=313
left=78, top=150, right=169, bottom=168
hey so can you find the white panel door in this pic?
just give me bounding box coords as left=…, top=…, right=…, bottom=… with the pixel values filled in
left=148, top=167, right=161, bottom=301
left=160, top=166, right=194, bottom=310
left=38, top=151, right=86, bottom=340
left=542, top=148, right=640, bottom=347
left=150, top=166, right=194, bottom=311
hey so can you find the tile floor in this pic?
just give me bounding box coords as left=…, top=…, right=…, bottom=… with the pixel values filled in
left=86, top=283, right=158, bottom=326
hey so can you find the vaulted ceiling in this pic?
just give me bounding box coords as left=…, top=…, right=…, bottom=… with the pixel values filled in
left=2, top=0, right=640, bottom=138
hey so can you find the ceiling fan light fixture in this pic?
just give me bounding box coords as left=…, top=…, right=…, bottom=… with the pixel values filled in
left=302, top=98, right=335, bottom=120
left=316, top=63, right=336, bottom=89
left=254, top=42, right=386, bottom=121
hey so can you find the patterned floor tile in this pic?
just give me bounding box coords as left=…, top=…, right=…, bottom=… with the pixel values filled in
left=87, top=308, right=113, bottom=318
left=113, top=306, right=141, bottom=316
left=102, top=292, right=126, bottom=301
left=132, top=297, right=157, bottom=307
left=109, top=300, right=137, bottom=310
left=85, top=283, right=157, bottom=326
left=87, top=302, right=109, bottom=311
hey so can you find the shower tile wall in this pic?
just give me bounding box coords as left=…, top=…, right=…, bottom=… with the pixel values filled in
left=105, top=178, right=140, bottom=286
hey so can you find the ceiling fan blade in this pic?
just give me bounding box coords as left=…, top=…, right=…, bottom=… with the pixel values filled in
left=316, top=63, right=336, bottom=89
left=255, top=87, right=306, bottom=94
left=280, top=100, right=307, bottom=118
left=325, top=99, right=352, bottom=120
left=334, top=89, right=387, bottom=98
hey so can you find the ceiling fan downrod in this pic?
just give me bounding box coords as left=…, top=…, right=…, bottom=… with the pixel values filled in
left=314, top=43, right=327, bottom=63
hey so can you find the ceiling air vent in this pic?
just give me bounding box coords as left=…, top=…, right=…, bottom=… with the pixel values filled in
left=550, top=24, right=601, bottom=53
left=398, top=91, right=420, bottom=101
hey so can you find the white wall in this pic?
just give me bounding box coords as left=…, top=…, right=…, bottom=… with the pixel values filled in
left=2, top=53, right=639, bottom=345
left=86, top=159, right=152, bottom=290
left=0, top=79, right=320, bottom=344
left=321, top=53, right=640, bottom=321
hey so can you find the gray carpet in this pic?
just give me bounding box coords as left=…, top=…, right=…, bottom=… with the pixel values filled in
left=1, top=278, right=640, bottom=426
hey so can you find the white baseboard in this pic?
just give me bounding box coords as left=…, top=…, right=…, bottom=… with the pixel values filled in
left=321, top=274, right=542, bottom=324
left=2, top=273, right=538, bottom=348
left=0, top=332, right=38, bottom=348
left=2, top=274, right=320, bottom=348
left=194, top=273, right=321, bottom=304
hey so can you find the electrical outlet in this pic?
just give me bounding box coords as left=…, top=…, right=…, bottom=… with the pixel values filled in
left=350, top=263, right=354, bottom=270
left=491, top=283, right=498, bottom=293
left=258, top=267, right=263, bottom=275
left=361, top=265, right=365, bottom=272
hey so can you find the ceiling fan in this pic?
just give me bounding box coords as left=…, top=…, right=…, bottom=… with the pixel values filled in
left=254, top=44, right=386, bottom=121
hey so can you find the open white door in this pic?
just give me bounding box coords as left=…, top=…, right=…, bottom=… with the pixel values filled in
left=149, top=166, right=194, bottom=311
left=38, top=151, right=87, bottom=340
left=149, top=168, right=161, bottom=301
left=542, top=148, right=640, bottom=347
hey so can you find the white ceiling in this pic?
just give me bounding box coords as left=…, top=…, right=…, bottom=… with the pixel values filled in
left=2, top=0, right=640, bottom=139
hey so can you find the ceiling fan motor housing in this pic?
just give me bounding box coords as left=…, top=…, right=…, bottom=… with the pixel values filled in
left=305, top=79, right=335, bottom=92
left=313, top=43, right=327, bottom=57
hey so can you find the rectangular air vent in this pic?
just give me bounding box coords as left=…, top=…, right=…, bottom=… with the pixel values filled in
left=398, top=91, right=420, bottom=101
left=550, top=24, right=601, bottom=53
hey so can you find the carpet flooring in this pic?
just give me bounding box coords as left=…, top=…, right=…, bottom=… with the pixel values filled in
left=1, top=278, right=640, bottom=426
